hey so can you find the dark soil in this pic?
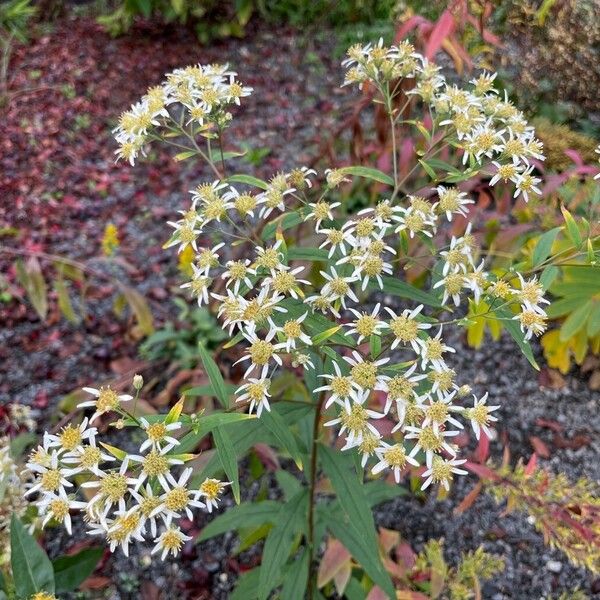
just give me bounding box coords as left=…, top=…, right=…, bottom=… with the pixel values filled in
left=1, top=15, right=599, bottom=600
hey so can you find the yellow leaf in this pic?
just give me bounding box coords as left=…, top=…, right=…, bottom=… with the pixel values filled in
left=178, top=244, right=195, bottom=277
left=541, top=330, right=571, bottom=374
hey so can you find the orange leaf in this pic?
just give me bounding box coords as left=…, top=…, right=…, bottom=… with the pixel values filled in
left=454, top=482, right=483, bottom=515
left=317, top=537, right=351, bottom=588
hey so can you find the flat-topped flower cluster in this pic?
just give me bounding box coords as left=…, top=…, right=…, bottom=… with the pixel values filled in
left=24, top=383, right=230, bottom=559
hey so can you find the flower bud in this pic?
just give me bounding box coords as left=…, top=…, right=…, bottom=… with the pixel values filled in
left=133, top=374, right=144, bottom=390
left=457, top=384, right=471, bottom=398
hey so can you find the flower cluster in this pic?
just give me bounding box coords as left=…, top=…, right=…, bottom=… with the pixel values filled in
left=24, top=382, right=230, bottom=559
left=343, top=39, right=545, bottom=203
left=113, top=64, right=252, bottom=165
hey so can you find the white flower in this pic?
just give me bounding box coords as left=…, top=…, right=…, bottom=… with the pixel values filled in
left=371, top=442, right=419, bottom=483
left=464, top=260, right=487, bottom=304
left=165, top=219, right=201, bottom=254
left=320, top=267, right=359, bottom=308
left=419, top=328, right=455, bottom=370
left=417, top=391, right=464, bottom=434
left=126, top=447, right=184, bottom=491
left=384, top=305, right=432, bottom=353
left=236, top=377, right=272, bottom=416
left=25, top=450, right=75, bottom=499
left=62, top=438, right=114, bottom=476
left=235, top=325, right=284, bottom=379
left=513, top=166, right=542, bottom=202
left=435, top=186, right=473, bottom=221
left=155, top=467, right=205, bottom=523
left=433, top=271, right=466, bottom=307
left=181, top=263, right=211, bottom=306
left=196, top=478, right=231, bottom=512
left=195, top=242, right=224, bottom=275
left=222, top=259, right=256, bottom=294
left=139, top=418, right=182, bottom=453
left=103, top=507, right=146, bottom=556
left=324, top=390, right=384, bottom=448
left=43, top=417, right=96, bottom=454
left=81, top=458, right=131, bottom=518
left=79, top=386, right=133, bottom=424
left=343, top=351, right=390, bottom=391
left=37, top=488, right=87, bottom=535
left=318, top=223, right=355, bottom=258
left=465, top=392, right=499, bottom=440
left=152, top=526, right=192, bottom=560
left=345, top=304, right=386, bottom=343
left=376, top=363, right=427, bottom=416
left=130, top=483, right=164, bottom=538
left=405, top=424, right=460, bottom=467
left=421, top=457, right=468, bottom=491
left=272, top=312, right=312, bottom=351
left=315, top=361, right=354, bottom=408
left=513, top=305, right=547, bottom=340
left=305, top=200, right=340, bottom=227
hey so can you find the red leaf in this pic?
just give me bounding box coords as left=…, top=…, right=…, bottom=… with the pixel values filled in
left=524, top=453, right=537, bottom=477
left=529, top=436, right=550, bottom=458
left=317, top=538, right=351, bottom=588
left=464, top=461, right=498, bottom=481
left=425, top=10, right=456, bottom=59
left=454, top=481, right=483, bottom=515
left=475, top=431, right=490, bottom=463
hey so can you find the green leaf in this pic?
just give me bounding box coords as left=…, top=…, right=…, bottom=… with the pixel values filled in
left=227, top=174, right=269, bottom=190
left=531, top=227, right=561, bottom=267
left=419, top=158, right=437, bottom=180
left=10, top=515, right=55, bottom=597
left=197, top=500, right=281, bottom=541
left=280, top=547, right=309, bottom=600
left=587, top=302, right=600, bottom=337
left=275, top=470, right=302, bottom=500
left=319, top=445, right=375, bottom=545
left=213, top=426, right=240, bottom=503
left=261, top=210, right=305, bottom=240
left=198, top=342, right=229, bottom=408
left=373, top=276, right=442, bottom=307
left=560, top=301, right=591, bottom=341
left=176, top=413, right=255, bottom=453
left=260, top=409, right=303, bottom=470
left=287, top=247, right=329, bottom=262
left=363, top=480, right=409, bottom=507
left=494, top=306, right=539, bottom=370
left=54, top=278, right=80, bottom=324
left=337, top=166, right=394, bottom=186
left=561, top=205, right=582, bottom=248
left=539, top=265, right=559, bottom=290
left=230, top=568, right=261, bottom=600
left=327, top=514, right=394, bottom=597
left=258, top=490, right=308, bottom=600
left=183, top=383, right=237, bottom=397
left=9, top=432, right=37, bottom=459
left=370, top=334, right=381, bottom=359
left=174, top=150, right=198, bottom=161
left=53, top=547, right=103, bottom=593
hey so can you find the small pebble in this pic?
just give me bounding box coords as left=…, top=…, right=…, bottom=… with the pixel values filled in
left=546, top=560, right=563, bottom=573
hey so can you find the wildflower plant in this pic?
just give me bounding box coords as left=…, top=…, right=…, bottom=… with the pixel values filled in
left=24, top=41, right=557, bottom=597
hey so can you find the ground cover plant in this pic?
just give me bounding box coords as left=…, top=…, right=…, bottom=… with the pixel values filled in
left=1, top=7, right=595, bottom=597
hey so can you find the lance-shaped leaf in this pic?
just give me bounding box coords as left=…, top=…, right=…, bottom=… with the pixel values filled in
left=281, top=547, right=310, bottom=600
left=227, top=174, right=269, bottom=190
left=198, top=342, right=229, bottom=408
left=176, top=412, right=255, bottom=453
left=197, top=500, right=281, bottom=542
left=260, top=409, right=303, bottom=470
left=337, top=166, right=394, bottom=186
left=15, top=257, right=48, bottom=320
left=372, top=276, right=442, bottom=307
left=119, top=284, right=154, bottom=335
left=213, top=426, right=240, bottom=503
left=531, top=227, right=561, bottom=267
left=258, top=489, right=308, bottom=600
left=10, top=515, right=55, bottom=598
left=493, top=306, right=539, bottom=370
left=53, top=547, right=103, bottom=593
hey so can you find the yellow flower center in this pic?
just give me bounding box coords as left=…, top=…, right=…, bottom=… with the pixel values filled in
left=235, top=194, right=256, bottom=215
left=387, top=375, right=415, bottom=400
left=161, top=529, right=185, bottom=552
left=340, top=403, right=369, bottom=434
left=272, top=271, right=296, bottom=294
left=418, top=426, right=443, bottom=452
left=355, top=314, right=378, bottom=338
left=351, top=361, right=378, bottom=389
left=329, top=278, right=349, bottom=296
left=200, top=478, right=223, bottom=501
left=59, top=424, right=82, bottom=451
left=41, top=469, right=61, bottom=492
left=147, top=423, right=167, bottom=442
left=142, top=450, right=169, bottom=477
left=80, top=446, right=102, bottom=468
left=363, top=256, right=384, bottom=277
left=256, top=248, right=281, bottom=270
left=330, top=376, right=352, bottom=398
left=312, top=202, right=331, bottom=221
left=49, top=499, right=70, bottom=521
left=424, top=338, right=444, bottom=361
left=390, top=316, right=418, bottom=342
left=426, top=402, right=449, bottom=423
left=283, top=320, right=302, bottom=339
left=96, top=387, right=120, bottom=413
left=165, top=487, right=189, bottom=511
left=100, top=472, right=128, bottom=502
left=355, top=217, right=375, bottom=238
left=383, top=445, right=408, bottom=469
left=249, top=340, right=274, bottom=366
left=246, top=381, right=268, bottom=401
